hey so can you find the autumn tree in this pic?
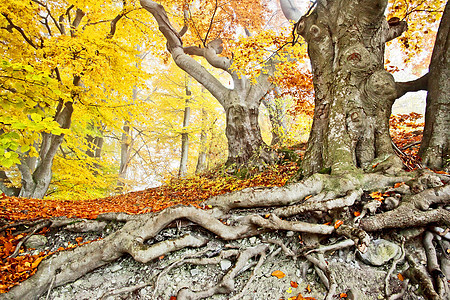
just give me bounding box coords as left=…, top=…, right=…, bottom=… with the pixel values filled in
left=138, top=0, right=283, bottom=169
left=0, top=0, right=150, bottom=198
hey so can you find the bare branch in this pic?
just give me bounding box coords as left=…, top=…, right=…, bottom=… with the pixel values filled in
left=140, top=0, right=228, bottom=104
left=1, top=13, right=38, bottom=49
left=396, top=73, right=429, bottom=98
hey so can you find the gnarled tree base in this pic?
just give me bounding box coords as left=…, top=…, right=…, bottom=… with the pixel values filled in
left=1, top=170, right=449, bottom=300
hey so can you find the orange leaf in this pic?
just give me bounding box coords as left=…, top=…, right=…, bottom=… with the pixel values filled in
left=31, top=256, right=45, bottom=268
left=340, top=293, right=348, bottom=298
left=305, top=284, right=311, bottom=293
left=169, top=296, right=177, bottom=300
left=291, top=281, right=298, bottom=288
left=334, top=220, right=344, bottom=229
left=394, top=182, right=404, bottom=188
left=353, top=211, right=361, bottom=217
left=271, top=270, right=286, bottom=279
left=75, top=237, right=83, bottom=244
left=397, top=273, right=404, bottom=281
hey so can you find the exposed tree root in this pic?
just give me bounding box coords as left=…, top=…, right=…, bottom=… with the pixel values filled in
left=176, top=245, right=268, bottom=300
left=360, top=185, right=450, bottom=232
left=2, top=171, right=449, bottom=299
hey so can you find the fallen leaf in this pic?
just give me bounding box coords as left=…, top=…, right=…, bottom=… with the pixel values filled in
left=397, top=273, right=404, bottom=281
left=75, top=237, right=83, bottom=244
left=305, top=284, right=311, bottom=293
left=271, top=270, right=286, bottom=279
left=340, top=292, right=348, bottom=298
left=291, top=281, right=298, bottom=288
left=394, top=182, right=404, bottom=188
left=169, top=296, right=177, bottom=300
left=334, top=220, right=344, bottom=229
left=353, top=211, right=361, bottom=217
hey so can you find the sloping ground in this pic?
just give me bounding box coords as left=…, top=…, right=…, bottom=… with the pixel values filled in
left=0, top=163, right=299, bottom=293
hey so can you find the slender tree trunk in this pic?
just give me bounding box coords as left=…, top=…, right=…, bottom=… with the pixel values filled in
left=196, top=108, right=208, bottom=174
left=262, top=88, right=288, bottom=146
left=292, top=0, right=407, bottom=176
left=419, top=2, right=450, bottom=171
left=117, top=121, right=133, bottom=190
left=179, top=76, right=191, bottom=178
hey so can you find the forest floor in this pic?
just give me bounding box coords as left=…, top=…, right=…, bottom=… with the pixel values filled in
left=1, top=159, right=449, bottom=300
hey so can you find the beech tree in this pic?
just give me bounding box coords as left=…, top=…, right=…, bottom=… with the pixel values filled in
left=2, top=1, right=450, bottom=300
left=0, top=0, right=150, bottom=199
left=282, top=0, right=448, bottom=176
left=140, top=0, right=278, bottom=169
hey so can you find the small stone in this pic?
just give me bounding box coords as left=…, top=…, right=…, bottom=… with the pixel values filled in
left=220, top=259, right=232, bottom=271
left=249, top=237, right=257, bottom=244
left=110, top=264, right=122, bottom=272
left=24, top=235, right=48, bottom=249
left=357, top=239, right=400, bottom=266
left=286, top=231, right=294, bottom=237
left=190, top=268, right=199, bottom=276
left=296, top=269, right=301, bottom=277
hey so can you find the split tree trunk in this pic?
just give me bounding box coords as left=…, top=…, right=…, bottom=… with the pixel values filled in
left=292, top=0, right=407, bottom=176
left=140, top=0, right=276, bottom=169
left=18, top=101, right=74, bottom=199
left=419, top=2, right=449, bottom=171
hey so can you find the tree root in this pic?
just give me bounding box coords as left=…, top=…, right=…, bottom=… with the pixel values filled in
left=3, top=171, right=449, bottom=299
left=176, top=244, right=268, bottom=300
left=405, top=253, right=441, bottom=300
left=360, top=185, right=450, bottom=232
left=273, top=189, right=362, bottom=218
left=385, top=239, right=405, bottom=298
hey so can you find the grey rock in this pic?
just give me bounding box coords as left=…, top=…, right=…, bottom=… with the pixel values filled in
left=286, top=231, right=294, bottom=237
left=110, top=264, right=123, bottom=272
left=357, top=239, right=400, bottom=266
left=220, top=259, right=232, bottom=271
left=249, top=236, right=257, bottom=244
left=190, top=268, right=199, bottom=276
left=24, top=235, right=48, bottom=248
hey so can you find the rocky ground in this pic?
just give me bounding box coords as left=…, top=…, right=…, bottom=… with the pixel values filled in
left=21, top=216, right=431, bottom=300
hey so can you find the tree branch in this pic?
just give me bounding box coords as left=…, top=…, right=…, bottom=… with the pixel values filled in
left=1, top=13, right=38, bottom=49
left=140, top=0, right=228, bottom=105
left=395, top=73, right=429, bottom=98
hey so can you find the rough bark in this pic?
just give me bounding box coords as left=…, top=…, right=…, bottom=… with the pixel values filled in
left=419, top=2, right=450, bottom=171
left=262, top=88, right=288, bottom=146
left=283, top=0, right=407, bottom=176
left=140, top=0, right=276, bottom=168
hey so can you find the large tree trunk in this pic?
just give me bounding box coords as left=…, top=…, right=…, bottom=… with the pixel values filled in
left=294, top=0, right=407, bottom=176
left=224, top=91, right=273, bottom=167
left=419, top=2, right=449, bottom=171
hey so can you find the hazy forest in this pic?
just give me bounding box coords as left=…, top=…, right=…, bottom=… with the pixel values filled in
left=0, top=0, right=449, bottom=299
